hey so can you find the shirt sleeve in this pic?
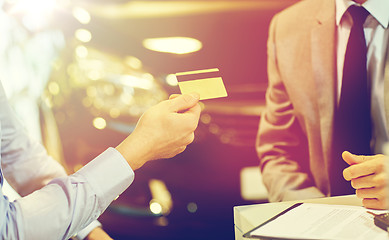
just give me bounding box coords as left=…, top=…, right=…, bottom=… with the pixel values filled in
left=0, top=82, right=135, bottom=239
left=2, top=178, right=105, bottom=240
left=0, top=81, right=67, bottom=196
left=15, top=147, right=134, bottom=240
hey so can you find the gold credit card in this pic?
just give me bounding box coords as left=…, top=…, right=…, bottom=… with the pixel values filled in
left=175, top=68, right=228, bottom=100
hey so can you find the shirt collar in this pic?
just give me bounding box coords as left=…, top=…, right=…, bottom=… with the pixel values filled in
left=336, top=0, right=389, bottom=28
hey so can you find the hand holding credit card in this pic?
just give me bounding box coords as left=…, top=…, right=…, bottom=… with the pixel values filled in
left=175, top=68, right=228, bottom=100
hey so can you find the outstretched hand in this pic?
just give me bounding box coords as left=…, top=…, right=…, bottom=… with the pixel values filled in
left=116, top=93, right=201, bottom=170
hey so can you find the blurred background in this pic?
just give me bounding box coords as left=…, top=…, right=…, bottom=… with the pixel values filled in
left=0, top=0, right=298, bottom=239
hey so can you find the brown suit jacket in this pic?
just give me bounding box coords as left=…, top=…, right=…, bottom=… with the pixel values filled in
left=256, top=0, right=389, bottom=202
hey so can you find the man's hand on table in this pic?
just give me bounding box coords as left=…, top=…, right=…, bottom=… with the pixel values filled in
left=343, top=151, right=388, bottom=209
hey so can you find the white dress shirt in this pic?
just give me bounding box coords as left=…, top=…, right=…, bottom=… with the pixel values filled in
left=336, top=0, right=389, bottom=154
left=0, top=81, right=135, bottom=239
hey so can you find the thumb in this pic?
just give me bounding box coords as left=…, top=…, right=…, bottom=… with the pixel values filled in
left=342, top=151, right=373, bottom=165
left=169, top=93, right=200, bottom=112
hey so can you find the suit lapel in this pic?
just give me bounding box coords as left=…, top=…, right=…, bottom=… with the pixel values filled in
left=311, top=0, right=336, bottom=186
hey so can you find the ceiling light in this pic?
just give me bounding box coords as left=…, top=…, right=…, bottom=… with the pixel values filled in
left=84, top=1, right=284, bottom=19
left=142, top=37, right=202, bottom=55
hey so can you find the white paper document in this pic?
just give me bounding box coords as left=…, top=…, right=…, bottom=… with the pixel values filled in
left=244, top=203, right=389, bottom=240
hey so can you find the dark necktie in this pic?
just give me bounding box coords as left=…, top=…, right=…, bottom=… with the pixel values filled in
left=330, top=5, right=371, bottom=196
